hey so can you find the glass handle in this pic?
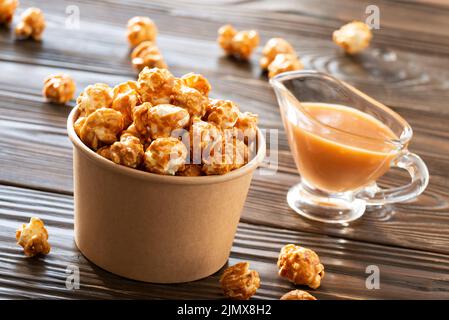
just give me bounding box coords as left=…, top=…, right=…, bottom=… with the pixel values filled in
left=359, top=151, right=429, bottom=205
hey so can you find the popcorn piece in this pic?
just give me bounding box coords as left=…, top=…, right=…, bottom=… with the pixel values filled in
left=219, top=262, right=260, bottom=300
left=79, top=108, right=124, bottom=150
left=171, top=80, right=208, bottom=117
left=97, top=132, right=144, bottom=168
left=123, top=123, right=152, bottom=149
left=42, top=74, right=76, bottom=104
left=132, top=102, right=152, bottom=136
left=131, top=41, right=167, bottom=71
left=268, top=53, right=303, bottom=78
left=74, top=116, right=86, bottom=137
left=277, top=244, right=325, bottom=289
left=235, top=111, right=258, bottom=144
left=260, top=38, right=296, bottom=70
left=206, top=99, right=239, bottom=129
left=77, top=83, right=113, bottom=116
left=190, top=116, right=222, bottom=151
left=137, top=67, right=175, bottom=105
left=15, top=7, right=45, bottom=40
left=16, top=217, right=51, bottom=257
left=127, top=16, right=158, bottom=47
left=217, top=24, right=259, bottom=60
left=202, top=138, right=248, bottom=175
left=280, top=290, right=317, bottom=300
left=332, top=21, right=372, bottom=55
left=180, top=73, right=211, bottom=96
left=217, top=24, right=237, bottom=55
left=177, top=164, right=203, bottom=176
left=231, top=30, right=260, bottom=60
left=147, top=104, right=190, bottom=139
left=0, top=0, right=19, bottom=25
left=144, top=137, right=187, bottom=175
left=112, top=81, right=141, bottom=127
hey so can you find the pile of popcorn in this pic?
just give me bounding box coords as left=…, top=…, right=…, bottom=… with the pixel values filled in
left=73, top=67, right=259, bottom=176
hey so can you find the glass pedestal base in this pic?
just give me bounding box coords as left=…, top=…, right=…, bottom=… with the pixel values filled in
left=287, top=180, right=366, bottom=224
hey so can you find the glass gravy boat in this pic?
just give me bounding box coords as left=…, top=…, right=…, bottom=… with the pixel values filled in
left=270, top=71, right=429, bottom=224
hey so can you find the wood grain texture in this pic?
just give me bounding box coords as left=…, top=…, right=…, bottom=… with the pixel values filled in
left=0, top=0, right=449, bottom=299
left=1, top=185, right=449, bottom=299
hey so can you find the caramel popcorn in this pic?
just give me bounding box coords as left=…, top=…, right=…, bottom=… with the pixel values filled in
left=206, top=99, right=239, bottom=129
left=171, top=80, right=209, bottom=117
left=137, top=67, right=175, bottom=105
left=260, top=38, right=296, bottom=70
left=147, top=104, right=190, bottom=139
left=79, top=108, right=124, bottom=150
left=202, top=138, right=247, bottom=175
left=15, top=7, right=45, bottom=40
left=97, top=132, right=144, bottom=168
left=77, top=83, right=113, bottom=116
left=131, top=40, right=167, bottom=71
left=74, top=116, right=86, bottom=137
left=190, top=116, right=222, bottom=153
left=220, top=262, right=260, bottom=300
left=112, top=81, right=140, bottom=127
left=180, top=73, right=211, bottom=96
left=74, top=67, right=259, bottom=176
left=177, top=164, right=203, bottom=176
left=0, top=0, right=18, bottom=25
left=144, top=137, right=187, bottom=175
left=127, top=16, right=158, bottom=47
left=277, top=244, right=325, bottom=289
left=332, top=21, right=372, bottom=54
left=42, top=74, right=76, bottom=104
left=280, top=290, right=317, bottom=300
left=268, top=53, right=303, bottom=78
left=16, top=217, right=51, bottom=257
left=218, top=24, right=259, bottom=60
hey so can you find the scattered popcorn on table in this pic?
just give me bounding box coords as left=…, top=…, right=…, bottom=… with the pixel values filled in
left=15, top=7, right=45, bottom=40
left=74, top=67, right=259, bottom=176
left=217, top=24, right=259, bottom=60
left=333, top=21, right=372, bottom=54
left=97, top=132, right=144, bottom=169
left=138, top=67, right=175, bottom=105
left=0, top=0, right=19, bottom=25
left=280, top=290, right=317, bottom=300
left=131, top=40, right=167, bottom=71
left=144, top=137, right=187, bottom=175
left=16, top=217, right=51, bottom=257
left=112, top=81, right=141, bottom=128
left=180, top=73, right=211, bottom=97
left=42, top=74, right=76, bottom=104
left=268, top=53, right=303, bottom=78
left=260, top=38, right=296, bottom=70
left=79, top=108, right=124, bottom=150
left=277, top=244, right=325, bottom=289
left=77, top=83, right=113, bottom=116
left=127, top=16, right=158, bottom=47
left=220, top=262, right=260, bottom=300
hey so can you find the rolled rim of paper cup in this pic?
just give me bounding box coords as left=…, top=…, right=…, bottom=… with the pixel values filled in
left=67, top=106, right=266, bottom=184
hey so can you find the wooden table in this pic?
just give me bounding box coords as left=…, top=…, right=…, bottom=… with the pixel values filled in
left=1, top=0, right=448, bottom=300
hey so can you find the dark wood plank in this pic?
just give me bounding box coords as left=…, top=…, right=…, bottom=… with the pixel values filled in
left=1, top=184, right=449, bottom=299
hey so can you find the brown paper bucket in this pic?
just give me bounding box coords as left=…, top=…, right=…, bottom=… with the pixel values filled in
left=67, top=107, right=266, bottom=283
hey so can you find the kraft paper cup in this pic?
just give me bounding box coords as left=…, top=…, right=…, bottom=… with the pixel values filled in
left=67, top=107, right=266, bottom=283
